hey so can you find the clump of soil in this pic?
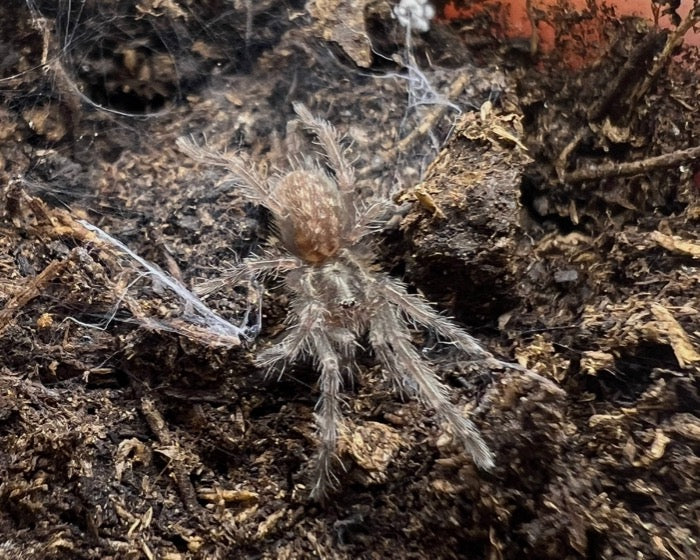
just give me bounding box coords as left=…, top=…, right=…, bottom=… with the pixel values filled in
left=0, top=1, right=698, bottom=558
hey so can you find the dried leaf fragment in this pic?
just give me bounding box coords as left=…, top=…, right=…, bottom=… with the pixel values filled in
left=308, top=0, right=374, bottom=67
left=341, top=421, right=402, bottom=475
left=650, top=230, right=700, bottom=258
left=197, top=487, right=259, bottom=505
left=135, top=0, right=188, bottom=19
left=412, top=184, right=446, bottom=218
left=462, top=101, right=528, bottom=151
left=22, top=105, right=69, bottom=142
left=647, top=429, right=671, bottom=461
left=114, top=438, right=152, bottom=482
left=628, top=429, right=671, bottom=467
left=580, top=350, right=616, bottom=375
left=667, top=413, right=700, bottom=442
left=648, top=304, right=700, bottom=367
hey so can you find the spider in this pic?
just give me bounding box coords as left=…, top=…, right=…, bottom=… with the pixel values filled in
left=177, top=103, right=521, bottom=500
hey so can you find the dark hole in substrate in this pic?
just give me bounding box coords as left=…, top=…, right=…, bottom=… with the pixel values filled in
left=519, top=173, right=578, bottom=234
left=584, top=342, right=679, bottom=402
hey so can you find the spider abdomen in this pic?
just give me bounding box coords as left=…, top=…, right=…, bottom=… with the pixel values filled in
left=273, top=170, right=344, bottom=263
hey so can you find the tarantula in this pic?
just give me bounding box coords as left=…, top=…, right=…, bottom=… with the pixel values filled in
left=178, top=103, right=520, bottom=500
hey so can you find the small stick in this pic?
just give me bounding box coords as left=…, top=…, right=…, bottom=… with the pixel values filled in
left=555, top=32, right=666, bottom=176
left=555, top=128, right=588, bottom=180
left=526, top=0, right=539, bottom=56
left=387, top=72, right=471, bottom=159
left=140, top=397, right=201, bottom=512
left=627, top=5, right=700, bottom=117
left=562, top=145, right=700, bottom=183
left=0, top=252, right=76, bottom=336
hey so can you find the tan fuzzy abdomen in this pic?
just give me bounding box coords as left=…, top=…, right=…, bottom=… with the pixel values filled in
left=273, top=170, right=342, bottom=263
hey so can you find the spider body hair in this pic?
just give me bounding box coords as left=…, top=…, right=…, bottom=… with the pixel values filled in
left=177, top=103, right=514, bottom=501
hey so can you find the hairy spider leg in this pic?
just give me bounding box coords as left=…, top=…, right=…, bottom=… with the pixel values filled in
left=175, top=137, right=285, bottom=216
left=369, top=302, right=495, bottom=470
left=308, top=331, right=346, bottom=501
left=256, top=270, right=355, bottom=500
left=195, top=254, right=302, bottom=297
left=292, top=102, right=356, bottom=193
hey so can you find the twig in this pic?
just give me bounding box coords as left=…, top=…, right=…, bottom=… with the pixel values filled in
left=555, top=31, right=667, bottom=176
left=526, top=0, right=539, bottom=56
left=387, top=72, right=471, bottom=159
left=627, top=4, right=700, bottom=116
left=0, top=252, right=77, bottom=336
left=555, top=128, right=588, bottom=180
left=562, top=145, right=700, bottom=183
left=140, top=397, right=202, bottom=512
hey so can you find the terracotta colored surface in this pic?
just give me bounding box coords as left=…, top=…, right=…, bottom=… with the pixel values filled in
left=441, top=0, right=700, bottom=49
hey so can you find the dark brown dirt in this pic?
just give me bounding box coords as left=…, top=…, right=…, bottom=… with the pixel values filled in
left=1, top=1, right=698, bottom=559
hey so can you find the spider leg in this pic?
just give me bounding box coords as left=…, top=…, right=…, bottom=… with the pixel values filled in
left=376, top=277, right=527, bottom=373
left=255, top=297, right=348, bottom=500
left=292, top=102, right=356, bottom=193
left=194, top=254, right=302, bottom=297
left=347, top=200, right=394, bottom=244
left=176, top=137, right=286, bottom=216
left=255, top=300, right=326, bottom=375
left=369, top=303, right=495, bottom=470
left=308, top=330, right=346, bottom=501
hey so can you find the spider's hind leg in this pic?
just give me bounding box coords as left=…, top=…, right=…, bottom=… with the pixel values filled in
left=292, top=102, right=356, bottom=193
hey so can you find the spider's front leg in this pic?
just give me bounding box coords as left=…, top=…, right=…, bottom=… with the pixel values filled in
left=369, top=303, right=495, bottom=470
left=254, top=276, right=350, bottom=500
left=175, top=136, right=286, bottom=217
left=291, top=103, right=392, bottom=243
left=376, top=277, right=528, bottom=374
left=307, top=329, right=347, bottom=501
